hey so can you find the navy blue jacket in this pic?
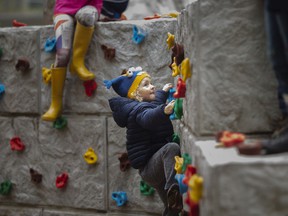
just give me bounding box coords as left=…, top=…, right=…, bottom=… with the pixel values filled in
left=108, top=90, right=174, bottom=169
left=266, top=0, right=288, bottom=12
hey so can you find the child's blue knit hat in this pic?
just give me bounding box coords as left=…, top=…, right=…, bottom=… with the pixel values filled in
left=104, top=66, right=150, bottom=98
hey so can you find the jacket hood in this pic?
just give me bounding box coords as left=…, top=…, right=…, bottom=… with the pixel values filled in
left=109, top=97, right=139, bottom=127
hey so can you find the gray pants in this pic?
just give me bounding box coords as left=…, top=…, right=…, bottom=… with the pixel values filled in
left=139, top=142, right=181, bottom=216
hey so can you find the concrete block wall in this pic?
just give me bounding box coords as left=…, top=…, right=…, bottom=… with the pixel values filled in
left=1, top=0, right=286, bottom=215
left=173, top=1, right=288, bottom=215
left=0, top=19, right=176, bottom=215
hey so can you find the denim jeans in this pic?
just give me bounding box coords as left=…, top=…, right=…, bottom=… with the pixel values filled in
left=265, top=5, right=288, bottom=117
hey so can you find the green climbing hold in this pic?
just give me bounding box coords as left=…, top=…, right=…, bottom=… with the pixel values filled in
left=172, top=133, right=180, bottom=144
left=0, top=180, right=12, bottom=195
left=140, top=180, right=155, bottom=196
left=181, top=153, right=192, bottom=173
left=0, top=48, right=3, bottom=58
left=174, top=98, right=183, bottom=119
left=53, top=116, right=67, bottom=129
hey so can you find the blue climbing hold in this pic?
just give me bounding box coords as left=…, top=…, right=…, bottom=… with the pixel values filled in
left=175, top=174, right=188, bottom=195
left=132, top=25, right=147, bottom=44
left=44, top=37, right=56, bottom=52
left=0, top=84, right=5, bottom=97
left=111, top=191, right=127, bottom=207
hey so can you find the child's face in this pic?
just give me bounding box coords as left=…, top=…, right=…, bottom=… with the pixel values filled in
left=136, top=77, right=155, bottom=102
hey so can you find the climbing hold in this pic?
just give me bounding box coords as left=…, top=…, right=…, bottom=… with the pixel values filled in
left=168, top=88, right=176, bottom=103
left=174, top=98, right=183, bottom=120
left=42, top=65, right=53, bottom=84
left=111, top=191, right=127, bottom=207
left=10, top=136, right=25, bottom=151
left=166, top=12, right=180, bottom=18
left=83, top=80, right=97, bottom=97
left=215, top=130, right=246, bottom=148
left=132, top=25, right=147, bottom=44
left=0, top=84, right=5, bottom=97
left=181, top=58, right=192, bottom=82
left=12, top=19, right=27, bottom=27
left=140, top=180, right=155, bottom=196
left=55, top=173, right=69, bottom=188
left=183, top=165, right=197, bottom=185
left=174, top=156, right=184, bottom=174
left=172, top=133, right=180, bottom=144
left=166, top=32, right=175, bottom=50
left=118, top=152, right=131, bottom=172
left=30, top=168, right=42, bottom=184
left=185, top=197, right=200, bottom=216
left=188, top=174, right=203, bottom=203
left=15, top=58, right=30, bottom=72
left=182, top=153, right=192, bottom=173
left=0, top=180, right=12, bottom=195
left=44, top=37, right=56, bottom=52
left=53, top=116, right=67, bottom=129
left=170, top=112, right=177, bottom=120
left=173, top=78, right=186, bottom=98
left=175, top=174, right=188, bottom=195
left=144, top=13, right=161, bottom=20
left=0, top=48, right=3, bottom=58
left=172, top=44, right=184, bottom=66
left=171, top=57, right=180, bottom=77
left=83, top=147, right=98, bottom=164
left=101, top=45, right=116, bottom=60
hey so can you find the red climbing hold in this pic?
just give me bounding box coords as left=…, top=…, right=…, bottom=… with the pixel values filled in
left=10, top=136, right=25, bottom=151
left=12, top=19, right=27, bottom=27
left=55, top=173, right=69, bottom=188
left=83, top=80, right=97, bottom=97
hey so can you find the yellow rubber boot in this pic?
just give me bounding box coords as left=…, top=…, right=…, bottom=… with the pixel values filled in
left=69, top=21, right=95, bottom=81
left=42, top=67, right=66, bottom=121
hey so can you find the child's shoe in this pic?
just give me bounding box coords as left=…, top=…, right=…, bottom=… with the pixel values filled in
left=167, top=183, right=183, bottom=214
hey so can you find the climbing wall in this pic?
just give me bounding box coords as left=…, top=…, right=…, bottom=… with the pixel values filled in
left=0, top=19, right=176, bottom=215
left=1, top=0, right=286, bottom=215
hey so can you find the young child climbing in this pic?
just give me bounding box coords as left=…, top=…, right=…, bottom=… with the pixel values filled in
left=42, top=0, right=129, bottom=121
left=104, top=67, right=183, bottom=216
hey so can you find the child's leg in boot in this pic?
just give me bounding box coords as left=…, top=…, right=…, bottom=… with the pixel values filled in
left=42, top=14, right=73, bottom=121
left=70, top=6, right=99, bottom=80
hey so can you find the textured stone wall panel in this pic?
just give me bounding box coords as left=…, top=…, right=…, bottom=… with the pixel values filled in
left=0, top=117, right=42, bottom=204
left=197, top=0, right=280, bottom=134
left=40, top=19, right=175, bottom=116
left=43, top=210, right=105, bottom=216
left=107, top=118, right=162, bottom=215
left=0, top=28, right=40, bottom=114
left=175, top=1, right=200, bottom=135
left=0, top=206, right=42, bottom=216
left=176, top=0, right=280, bottom=136
left=35, top=117, right=106, bottom=210
left=194, top=140, right=288, bottom=216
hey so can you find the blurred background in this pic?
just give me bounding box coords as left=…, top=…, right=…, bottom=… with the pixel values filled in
left=0, top=0, right=190, bottom=27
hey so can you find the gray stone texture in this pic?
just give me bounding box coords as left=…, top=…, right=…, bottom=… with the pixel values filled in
left=175, top=0, right=280, bottom=136
left=193, top=140, right=288, bottom=216
left=0, top=206, right=42, bottom=216
left=0, top=28, right=41, bottom=114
